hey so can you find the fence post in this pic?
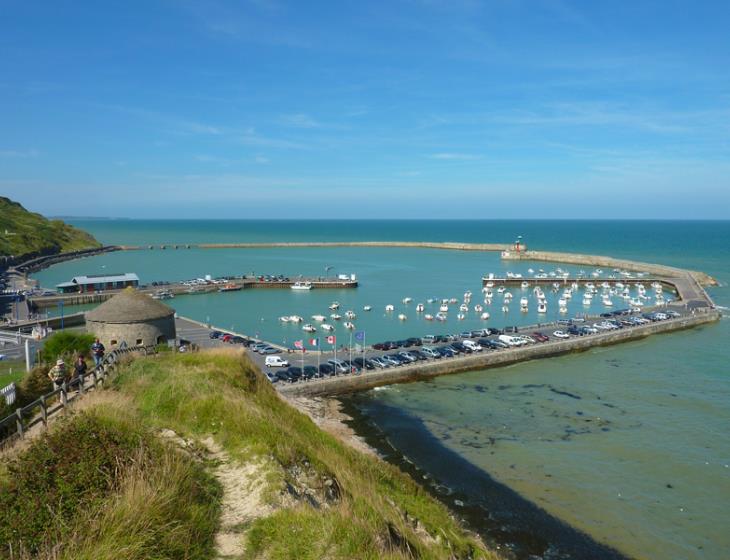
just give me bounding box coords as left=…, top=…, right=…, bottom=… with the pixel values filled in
left=40, top=395, right=48, bottom=427
left=79, top=373, right=85, bottom=394
left=60, top=382, right=68, bottom=408
left=15, top=408, right=24, bottom=438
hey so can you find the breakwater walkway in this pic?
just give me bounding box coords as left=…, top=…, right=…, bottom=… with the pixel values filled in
left=277, top=308, right=721, bottom=397
left=119, top=241, right=519, bottom=252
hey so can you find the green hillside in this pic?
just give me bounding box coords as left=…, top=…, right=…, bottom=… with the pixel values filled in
left=0, top=197, right=100, bottom=258
left=0, top=349, right=498, bottom=559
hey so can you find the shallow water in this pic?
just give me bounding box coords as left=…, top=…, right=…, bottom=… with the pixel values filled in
left=33, top=219, right=730, bottom=559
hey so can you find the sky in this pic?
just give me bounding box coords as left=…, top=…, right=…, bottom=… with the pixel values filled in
left=1, top=0, right=729, bottom=219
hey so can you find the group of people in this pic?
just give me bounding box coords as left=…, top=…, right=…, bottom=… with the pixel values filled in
left=47, top=338, right=105, bottom=388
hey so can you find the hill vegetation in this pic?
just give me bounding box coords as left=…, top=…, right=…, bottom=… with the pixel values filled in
left=0, top=197, right=100, bottom=258
left=0, top=349, right=497, bottom=559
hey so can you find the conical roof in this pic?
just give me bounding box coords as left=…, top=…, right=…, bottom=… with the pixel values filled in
left=85, top=289, right=175, bottom=323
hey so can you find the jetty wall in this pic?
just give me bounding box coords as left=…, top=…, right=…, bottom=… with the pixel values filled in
left=119, top=241, right=518, bottom=252
left=502, top=250, right=716, bottom=286
left=278, top=310, right=720, bottom=397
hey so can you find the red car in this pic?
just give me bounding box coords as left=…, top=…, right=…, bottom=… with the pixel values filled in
left=531, top=332, right=549, bottom=342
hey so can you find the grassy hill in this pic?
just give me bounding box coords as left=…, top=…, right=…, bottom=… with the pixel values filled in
left=0, top=197, right=100, bottom=258
left=0, top=349, right=498, bottom=559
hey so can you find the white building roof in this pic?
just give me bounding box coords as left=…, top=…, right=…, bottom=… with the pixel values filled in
left=69, top=273, right=139, bottom=285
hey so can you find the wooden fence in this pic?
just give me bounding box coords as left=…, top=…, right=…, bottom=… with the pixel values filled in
left=0, top=344, right=157, bottom=448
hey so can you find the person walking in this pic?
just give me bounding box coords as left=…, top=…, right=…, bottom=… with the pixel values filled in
left=48, top=359, right=67, bottom=388
left=91, top=338, right=105, bottom=367
left=73, top=355, right=88, bottom=379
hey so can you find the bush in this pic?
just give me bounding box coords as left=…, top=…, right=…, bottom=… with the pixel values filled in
left=39, top=331, right=95, bottom=364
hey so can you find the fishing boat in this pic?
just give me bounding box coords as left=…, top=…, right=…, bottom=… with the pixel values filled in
left=397, top=314, right=407, bottom=321
left=218, top=284, right=241, bottom=292
left=291, top=281, right=312, bottom=290
left=343, top=322, right=356, bottom=330
left=302, top=324, right=316, bottom=332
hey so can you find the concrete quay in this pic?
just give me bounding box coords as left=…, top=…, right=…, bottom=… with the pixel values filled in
left=120, top=241, right=520, bottom=252
left=277, top=309, right=721, bottom=398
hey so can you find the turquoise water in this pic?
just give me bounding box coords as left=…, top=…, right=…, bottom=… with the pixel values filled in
left=35, top=220, right=730, bottom=559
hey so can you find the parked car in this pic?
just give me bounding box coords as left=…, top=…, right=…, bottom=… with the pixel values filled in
left=327, top=359, right=349, bottom=373
left=406, top=337, right=422, bottom=347
left=421, top=335, right=437, bottom=344
left=260, top=346, right=279, bottom=354
left=318, top=363, right=335, bottom=376
left=462, top=340, right=482, bottom=352
left=209, top=330, right=223, bottom=339
left=531, top=332, right=549, bottom=342
left=420, top=346, right=441, bottom=359
left=369, top=357, right=390, bottom=368
left=303, top=365, right=319, bottom=379
left=553, top=330, right=570, bottom=339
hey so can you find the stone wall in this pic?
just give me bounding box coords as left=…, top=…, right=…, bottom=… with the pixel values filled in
left=86, top=315, right=176, bottom=348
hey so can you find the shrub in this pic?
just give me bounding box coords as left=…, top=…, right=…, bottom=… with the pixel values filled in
left=39, top=331, right=95, bottom=364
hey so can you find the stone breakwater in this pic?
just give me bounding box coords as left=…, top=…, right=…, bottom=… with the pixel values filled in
left=278, top=310, right=721, bottom=397
left=502, top=249, right=717, bottom=286
left=120, top=241, right=518, bottom=252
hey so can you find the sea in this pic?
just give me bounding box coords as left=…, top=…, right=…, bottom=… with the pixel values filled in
left=33, top=220, right=729, bottom=560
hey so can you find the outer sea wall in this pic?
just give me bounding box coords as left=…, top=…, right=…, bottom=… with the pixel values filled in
left=278, top=311, right=720, bottom=397
left=502, top=250, right=717, bottom=286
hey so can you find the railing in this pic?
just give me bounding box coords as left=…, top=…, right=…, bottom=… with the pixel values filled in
left=0, top=344, right=157, bottom=448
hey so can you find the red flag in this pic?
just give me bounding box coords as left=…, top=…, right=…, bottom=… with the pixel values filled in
left=294, top=340, right=304, bottom=349
left=309, top=338, right=319, bottom=347
left=326, top=335, right=336, bottom=345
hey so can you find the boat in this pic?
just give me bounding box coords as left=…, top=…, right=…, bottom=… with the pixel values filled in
left=521, top=281, right=529, bottom=289
left=439, top=304, right=449, bottom=313
left=582, top=297, right=592, bottom=306
left=402, top=297, right=413, bottom=304
left=427, top=298, right=436, bottom=304
left=558, top=298, right=567, bottom=307
left=497, top=286, right=505, bottom=293
left=291, top=281, right=312, bottom=290
left=345, top=310, right=356, bottom=319
left=279, top=316, right=291, bottom=323
left=449, top=298, right=458, bottom=304
left=343, top=321, right=356, bottom=330
left=424, top=314, right=434, bottom=321
left=397, top=314, right=407, bottom=321
left=416, top=303, right=425, bottom=312
left=464, top=290, right=473, bottom=299
left=457, top=313, right=465, bottom=320
left=459, top=304, right=469, bottom=312
left=330, top=313, right=341, bottom=320
left=537, top=303, right=547, bottom=314
left=474, top=304, right=483, bottom=312
left=329, top=302, right=340, bottom=310
left=363, top=305, right=372, bottom=311
left=559, top=305, right=568, bottom=314
left=218, top=284, right=241, bottom=292
left=502, top=306, right=509, bottom=313
left=484, top=290, right=493, bottom=298
left=435, top=313, right=447, bottom=322
left=520, top=297, right=528, bottom=307
left=288, top=315, right=303, bottom=323
left=302, top=324, right=316, bottom=332
left=312, top=314, right=326, bottom=322
left=322, top=324, right=334, bottom=331
left=151, top=289, right=174, bottom=300
left=480, top=312, right=490, bottom=320
left=385, top=304, right=394, bottom=312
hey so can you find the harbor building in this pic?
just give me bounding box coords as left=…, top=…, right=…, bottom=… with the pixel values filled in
left=56, top=272, right=139, bottom=294
left=85, top=288, right=176, bottom=348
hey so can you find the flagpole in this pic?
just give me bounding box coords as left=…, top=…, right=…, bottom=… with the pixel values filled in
left=349, top=331, right=353, bottom=373
left=317, top=338, right=320, bottom=374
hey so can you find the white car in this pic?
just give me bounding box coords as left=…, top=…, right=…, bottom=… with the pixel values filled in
left=553, top=330, right=570, bottom=339
left=264, top=356, right=289, bottom=367
left=462, top=340, right=482, bottom=352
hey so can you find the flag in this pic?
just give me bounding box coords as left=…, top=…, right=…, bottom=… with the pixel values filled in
left=294, top=340, right=304, bottom=349
left=326, top=335, right=336, bottom=345
left=355, top=331, right=365, bottom=342
left=309, top=338, right=319, bottom=347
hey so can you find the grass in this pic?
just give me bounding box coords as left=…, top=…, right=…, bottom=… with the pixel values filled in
left=0, top=196, right=100, bottom=258
left=114, top=348, right=497, bottom=559
left=0, top=360, right=25, bottom=387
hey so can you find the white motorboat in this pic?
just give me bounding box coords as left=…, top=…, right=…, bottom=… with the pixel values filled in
left=416, top=303, right=425, bottom=312
left=343, top=321, right=356, bottom=330
left=459, top=304, right=469, bottom=312
left=302, top=324, right=316, bottom=332
left=322, top=324, right=334, bottom=331
left=385, top=304, right=394, bottom=312
left=345, top=310, right=356, bottom=319
left=474, top=304, right=483, bottom=312
left=329, top=302, right=340, bottom=310
left=449, top=298, right=458, bottom=304
left=484, top=290, right=493, bottom=298
left=439, top=304, right=449, bottom=313
left=424, top=314, right=434, bottom=321
left=397, top=314, right=407, bottom=321
left=330, top=313, right=341, bottom=320
left=279, top=316, right=290, bottom=323
left=402, top=297, right=413, bottom=304
left=497, top=286, right=505, bottom=293
left=288, top=315, right=303, bottom=323
left=457, top=313, right=465, bottom=320
left=537, top=303, right=547, bottom=314
left=558, top=298, right=567, bottom=307
left=464, top=290, right=473, bottom=299
left=520, top=297, right=528, bottom=307
left=291, top=281, right=312, bottom=290
left=363, top=305, right=372, bottom=311
left=602, top=297, right=613, bottom=307
left=559, top=305, right=568, bottom=314
left=502, top=306, right=509, bottom=313
left=480, top=312, right=490, bottom=320
left=582, top=297, right=592, bottom=306
left=311, top=314, right=326, bottom=322
left=435, top=313, right=447, bottom=322
left=521, top=281, right=529, bottom=289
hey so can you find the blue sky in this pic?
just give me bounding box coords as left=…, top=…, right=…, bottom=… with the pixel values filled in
left=1, top=0, right=729, bottom=219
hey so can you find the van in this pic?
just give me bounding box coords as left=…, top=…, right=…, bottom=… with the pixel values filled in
left=498, top=334, right=524, bottom=347
left=463, top=340, right=483, bottom=352
left=265, top=356, right=289, bottom=367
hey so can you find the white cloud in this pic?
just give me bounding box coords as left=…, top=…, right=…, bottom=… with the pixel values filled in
left=429, top=152, right=481, bottom=160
